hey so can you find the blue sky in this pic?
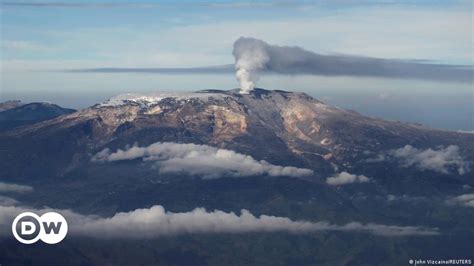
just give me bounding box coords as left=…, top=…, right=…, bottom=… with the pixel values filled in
left=2, top=0, right=472, bottom=66
left=0, top=0, right=472, bottom=130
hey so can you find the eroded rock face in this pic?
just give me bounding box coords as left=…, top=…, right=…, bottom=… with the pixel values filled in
left=206, top=105, right=247, bottom=142
left=281, top=101, right=321, bottom=143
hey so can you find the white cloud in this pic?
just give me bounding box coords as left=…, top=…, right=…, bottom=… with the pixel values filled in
left=391, top=145, right=469, bottom=175
left=446, top=194, right=474, bottom=208
left=93, top=142, right=314, bottom=179
left=457, top=130, right=474, bottom=134
left=0, top=196, right=19, bottom=206
left=365, top=154, right=386, bottom=163
left=326, top=172, right=370, bottom=186
left=0, top=204, right=438, bottom=238
left=386, top=194, right=427, bottom=203
left=0, top=182, right=33, bottom=193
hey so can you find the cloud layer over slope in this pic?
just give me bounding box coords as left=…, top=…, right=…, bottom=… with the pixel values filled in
left=0, top=205, right=439, bottom=238
left=93, top=142, right=314, bottom=179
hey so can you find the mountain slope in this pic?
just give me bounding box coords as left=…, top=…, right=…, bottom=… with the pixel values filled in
left=0, top=100, right=24, bottom=112
left=0, top=89, right=473, bottom=265
left=0, top=102, right=76, bottom=130
left=1, top=89, right=472, bottom=182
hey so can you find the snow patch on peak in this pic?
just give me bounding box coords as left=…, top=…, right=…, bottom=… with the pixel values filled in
left=99, top=91, right=228, bottom=107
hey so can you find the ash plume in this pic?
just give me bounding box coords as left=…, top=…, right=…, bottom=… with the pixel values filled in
left=232, top=37, right=472, bottom=93
left=233, top=38, right=270, bottom=93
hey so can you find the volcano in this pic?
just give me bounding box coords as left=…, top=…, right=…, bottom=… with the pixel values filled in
left=0, top=88, right=473, bottom=265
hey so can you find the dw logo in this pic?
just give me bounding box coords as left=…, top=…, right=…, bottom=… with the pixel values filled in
left=12, top=212, right=68, bottom=244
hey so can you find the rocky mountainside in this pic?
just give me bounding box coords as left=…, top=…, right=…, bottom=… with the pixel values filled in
left=1, top=89, right=472, bottom=182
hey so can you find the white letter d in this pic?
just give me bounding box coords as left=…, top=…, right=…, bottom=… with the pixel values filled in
left=21, top=221, right=36, bottom=235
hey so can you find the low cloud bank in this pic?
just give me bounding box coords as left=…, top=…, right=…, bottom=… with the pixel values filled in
left=0, top=182, right=33, bottom=193
left=391, top=145, right=469, bottom=175
left=326, top=172, right=370, bottom=186
left=0, top=182, right=31, bottom=207
left=0, top=196, right=19, bottom=206
left=92, top=142, right=313, bottom=178
left=446, top=194, right=474, bottom=208
left=366, top=145, right=469, bottom=175
left=0, top=204, right=439, bottom=238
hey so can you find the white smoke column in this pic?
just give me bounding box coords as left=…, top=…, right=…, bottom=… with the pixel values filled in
left=232, top=37, right=270, bottom=94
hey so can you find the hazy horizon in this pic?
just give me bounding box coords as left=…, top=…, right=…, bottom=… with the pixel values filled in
left=2, top=72, right=472, bottom=131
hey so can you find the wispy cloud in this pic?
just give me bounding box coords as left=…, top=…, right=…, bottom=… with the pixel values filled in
left=326, top=172, right=370, bottom=186
left=365, top=145, right=470, bottom=175
left=2, top=40, right=49, bottom=52
left=93, top=142, right=314, bottom=179
left=457, top=130, right=474, bottom=134
left=446, top=194, right=474, bottom=208
left=0, top=196, right=19, bottom=206
left=68, top=65, right=233, bottom=74
left=391, top=145, right=469, bottom=175
left=0, top=182, right=33, bottom=193
left=0, top=204, right=439, bottom=237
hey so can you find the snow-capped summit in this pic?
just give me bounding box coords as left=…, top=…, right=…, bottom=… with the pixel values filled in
left=99, top=91, right=229, bottom=108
